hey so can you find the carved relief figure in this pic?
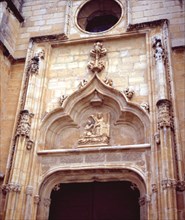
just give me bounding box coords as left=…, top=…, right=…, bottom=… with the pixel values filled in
left=78, top=112, right=110, bottom=146
left=152, top=36, right=165, bottom=62
left=124, top=88, right=134, bottom=99
left=87, top=42, right=107, bottom=73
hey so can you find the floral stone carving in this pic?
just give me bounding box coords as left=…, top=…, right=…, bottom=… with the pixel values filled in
left=16, top=110, right=34, bottom=138
left=157, top=99, right=173, bottom=129
left=87, top=42, right=107, bottom=73
left=78, top=112, right=110, bottom=146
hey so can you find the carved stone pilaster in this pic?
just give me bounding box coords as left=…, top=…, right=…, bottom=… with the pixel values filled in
left=139, top=195, right=151, bottom=206
left=152, top=36, right=166, bottom=63
left=87, top=42, right=107, bottom=73
left=16, top=110, right=34, bottom=138
left=161, top=179, right=177, bottom=190
left=176, top=180, right=185, bottom=192
left=157, top=100, right=173, bottom=129
left=34, top=195, right=40, bottom=204
left=26, top=186, right=33, bottom=196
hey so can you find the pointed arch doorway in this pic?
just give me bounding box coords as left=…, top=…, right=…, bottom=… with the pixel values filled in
left=48, top=181, right=140, bottom=220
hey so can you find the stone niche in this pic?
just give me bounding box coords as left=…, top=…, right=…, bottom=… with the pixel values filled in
left=39, top=74, right=150, bottom=150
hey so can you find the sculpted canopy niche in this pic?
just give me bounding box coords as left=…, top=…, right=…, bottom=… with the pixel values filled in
left=39, top=74, right=150, bottom=150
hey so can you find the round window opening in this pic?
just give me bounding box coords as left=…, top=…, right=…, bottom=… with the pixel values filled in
left=77, top=0, right=122, bottom=33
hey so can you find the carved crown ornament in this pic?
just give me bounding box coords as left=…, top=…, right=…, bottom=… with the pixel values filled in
left=87, top=42, right=107, bottom=74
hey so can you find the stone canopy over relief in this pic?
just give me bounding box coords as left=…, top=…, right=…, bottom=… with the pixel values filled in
left=78, top=112, right=110, bottom=147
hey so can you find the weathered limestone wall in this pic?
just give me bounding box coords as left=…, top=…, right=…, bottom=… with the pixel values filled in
left=0, top=2, right=20, bottom=56
left=172, top=48, right=185, bottom=160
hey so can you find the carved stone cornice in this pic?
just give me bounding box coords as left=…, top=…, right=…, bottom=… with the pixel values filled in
left=30, top=33, right=67, bottom=43
left=16, top=110, right=34, bottom=138
left=2, top=183, right=21, bottom=194
left=157, top=99, right=173, bottom=129
left=139, top=195, right=151, bottom=206
left=127, top=19, right=168, bottom=31
left=87, top=42, right=107, bottom=73
left=161, top=179, right=177, bottom=190
left=176, top=181, right=185, bottom=192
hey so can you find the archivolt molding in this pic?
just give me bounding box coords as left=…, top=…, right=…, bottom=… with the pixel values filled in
left=39, top=74, right=150, bottom=148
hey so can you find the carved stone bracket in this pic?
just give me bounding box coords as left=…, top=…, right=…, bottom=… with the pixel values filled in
left=123, top=87, right=134, bottom=99
left=176, top=180, right=185, bottom=192
left=26, top=185, right=33, bottom=196
left=157, top=99, right=173, bottom=129
left=34, top=195, right=40, bottom=204
left=139, top=194, right=151, bottom=206
left=2, top=183, right=21, bottom=194
left=161, top=179, right=177, bottom=190
left=152, top=36, right=166, bottom=63
left=87, top=42, right=107, bottom=73
left=16, top=110, right=34, bottom=138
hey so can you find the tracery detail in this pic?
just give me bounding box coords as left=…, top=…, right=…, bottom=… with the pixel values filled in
left=87, top=42, right=107, bottom=73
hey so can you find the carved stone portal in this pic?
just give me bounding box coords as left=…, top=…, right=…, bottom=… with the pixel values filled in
left=78, top=112, right=110, bottom=146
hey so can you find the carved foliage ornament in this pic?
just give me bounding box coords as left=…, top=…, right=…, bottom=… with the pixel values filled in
left=16, top=110, right=34, bottom=138
left=87, top=42, right=107, bottom=73
left=2, top=183, right=21, bottom=194
left=78, top=112, right=110, bottom=146
left=161, top=179, right=177, bottom=190
left=139, top=195, right=151, bottom=206
left=157, top=99, right=173, bottom=129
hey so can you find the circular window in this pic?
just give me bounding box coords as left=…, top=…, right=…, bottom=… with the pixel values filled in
left=76, top=0, right=122, bottom=33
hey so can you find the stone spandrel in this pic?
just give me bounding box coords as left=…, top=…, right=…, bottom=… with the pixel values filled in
left=78, top=112, right=110, bottom=147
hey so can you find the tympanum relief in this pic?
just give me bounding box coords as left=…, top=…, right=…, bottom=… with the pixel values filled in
left=78, top=112, right=110, bottom=147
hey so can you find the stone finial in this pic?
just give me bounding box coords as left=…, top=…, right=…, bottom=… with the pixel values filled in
left=157, top=99, right=173, bottom=129
left=123, top=88, right=134, bottom=99
left=152, top=36, right=165, bottom=63
left=16, top=110, right=34, bottom=138
left=140, top=102, right=150, bottom=113
left=87, top=42, right=107, bottom=73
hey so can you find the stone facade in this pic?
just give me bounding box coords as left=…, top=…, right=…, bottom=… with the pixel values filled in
left=0, top=0, right=185, bottom=219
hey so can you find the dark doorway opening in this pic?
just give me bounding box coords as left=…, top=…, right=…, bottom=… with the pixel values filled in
left=49, top=181, right=140, bottom=220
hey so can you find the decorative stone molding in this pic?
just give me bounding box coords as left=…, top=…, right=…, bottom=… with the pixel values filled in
left=139, top=195, right=151, bottom=206
left=152, top=184, right=158, bottom=193
left=16, top=110, right=34, bottom=138
left=78, top=79, right=88, bottom=89
left=26, top=186, right=33, bottom=196
left=154, top=132, right=160, bottom=145
left=176, top=180, right=185, bottom=192
left=31, top=33, right=67, bottom=43
left=104, top=78, right=113, bottom=87
left=43, top=198, right=51, bottom=207
left=161, top=179, right=177, bottom=190
left=140, top=102, right=149, bottom=113
left=123, top=87, right=134, bottom=99
left=26, top=140, right=34, bottom=150
left=59, top=95, right=68, bottom=106
left=2, top=183, right=21, bottom=194
left=87, top=42, right=107, bottom=73
left=78, top=112, right=110, bottom=146
left=34, top=195, right=40, bottom=204
left=152, top=36, right=166, bottom=63
left=157, top=99, right=173, bottom=129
